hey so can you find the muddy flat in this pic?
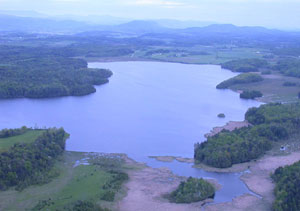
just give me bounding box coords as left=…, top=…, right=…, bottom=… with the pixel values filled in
left=118, top=162, right=215, bottom=211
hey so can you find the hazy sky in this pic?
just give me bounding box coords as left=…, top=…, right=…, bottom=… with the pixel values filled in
left=0, top=0, right=299, bottom=29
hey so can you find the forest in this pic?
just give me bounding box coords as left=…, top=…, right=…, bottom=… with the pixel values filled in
left=221, top=58, right=268, bottom=73
left=216, top=73, right=263, bottom=89
left=194, top=103, right=300, bottom=168
left=0, top=46, right=112, bottom=99
left=0, top=128, right=68, bottom=190
left=272, top=161, right=300, bottom=211
left=168, top=177, right=215, bottom=203
left=273, top=58, right=300, bottom=78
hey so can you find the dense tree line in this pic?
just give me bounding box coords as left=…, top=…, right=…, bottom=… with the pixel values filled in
left=282, top=82, right=297, bottom=87
left=168, top=177, right=215, bottom=203
left=271, top=161, right=300, bottom=211
left=0, top=46, right=112, bottom=99
left=216, top=73, right=263, bottom=89
left=240, top=90, right=263, bottom=99
left=195, top=103, right=300, bottom=168
left=273, top=58, right=300, bottom=78
left=0, top=128, right=68, bottom=190
left=221, top=58, right=268, bottom=73
left=0, top=126, right=28, bottom=138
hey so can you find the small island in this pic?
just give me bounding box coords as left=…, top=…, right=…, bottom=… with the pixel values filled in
left=217, top=113, right=226, bottom=118
left=167, top=177, right=215, bottom=204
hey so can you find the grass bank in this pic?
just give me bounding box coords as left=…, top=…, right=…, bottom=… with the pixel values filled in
left=0, top=151, right=131, bottom=210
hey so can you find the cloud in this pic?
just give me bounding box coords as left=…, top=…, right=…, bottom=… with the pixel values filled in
left=128, top=0, right=186, bottom=7
left=52, top=0, right=84, bottom=2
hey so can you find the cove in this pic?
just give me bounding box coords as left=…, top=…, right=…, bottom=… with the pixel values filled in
left=0, top=61, right=261, bottom=203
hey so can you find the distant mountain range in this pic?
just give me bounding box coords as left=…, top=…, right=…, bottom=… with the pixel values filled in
left=0, top=11, right=298, bottom=38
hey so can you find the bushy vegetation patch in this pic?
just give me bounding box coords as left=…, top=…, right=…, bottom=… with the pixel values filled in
left=168, top=177, right=215, bottom=203
left=282, top=82, right=297, bottom=87
left=0, top=126, right=28, bottom=138
left=240, top=90, right=263, bottom=99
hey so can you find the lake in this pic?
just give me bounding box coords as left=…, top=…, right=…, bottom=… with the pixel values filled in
left=0, top=61, right=261, bottom=203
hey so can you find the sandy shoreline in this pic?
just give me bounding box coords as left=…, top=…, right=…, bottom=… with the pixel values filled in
left=118, top=156, right=220, bottom=211
left=204, top=151, right=300, bottom=211
left=149, top=155, right=194, bottom=163
left=205, top=121, right=250, bottom=138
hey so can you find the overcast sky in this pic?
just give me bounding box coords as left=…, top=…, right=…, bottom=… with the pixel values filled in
left=0, top=0, right=299, bottom=29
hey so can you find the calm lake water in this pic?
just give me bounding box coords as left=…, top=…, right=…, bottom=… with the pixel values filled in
left=0, top=61, right=261, bottom=203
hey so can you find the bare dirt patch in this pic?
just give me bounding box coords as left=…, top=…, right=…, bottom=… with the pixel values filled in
left=205, top=194, right=267, bottom=211
left=205, top=121, right=250, bottom=138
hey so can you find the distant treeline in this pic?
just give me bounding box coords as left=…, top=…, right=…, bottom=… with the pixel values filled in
left=272, top=161, right=300, bottom=211
left=0, top=46, right=112, bottom=99
left=221, top=58, right=268, bottom=73
left=216, top=73, right=263, bottom=89
left=273, top=58, right=300, bottom=78
left=0, top=128, right=68, bottom=190
left=0, top=126, right=28, bottom=138
left=194, top=103, right=300, bottom=168
left=221, top=58, right=300, bottom=79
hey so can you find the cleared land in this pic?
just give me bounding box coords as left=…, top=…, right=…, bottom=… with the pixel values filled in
left=230, top=73, right=300, bottom=103
left=142, top=47, right=264, bottom=65
left=0, top=130, right=44, bottom=152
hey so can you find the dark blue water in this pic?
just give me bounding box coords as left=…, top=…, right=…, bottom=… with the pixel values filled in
left=0, top=62, right=261, bottom=203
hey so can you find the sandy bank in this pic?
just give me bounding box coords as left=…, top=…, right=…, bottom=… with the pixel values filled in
left=205, top=121, right=250, bottom=138
left=205, top=151, right=300, bottom=210
left=149, top=156, right=194, bottom=163
left=118, top=157, right=220, bottom=211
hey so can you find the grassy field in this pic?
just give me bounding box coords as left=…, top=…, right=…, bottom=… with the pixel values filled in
left=230, top=73, right=300, bottom=103
left=138, top=46, right=265, bottom=65
left=0, top=130, right=44, bottom=152
left=0, top=151, right=130, bottom=210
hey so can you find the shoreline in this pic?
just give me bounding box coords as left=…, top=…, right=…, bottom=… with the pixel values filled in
left=204, top=121, right=250, bottom=138
left=116, top=152, right=222, bottom=211
left=149, top=155, right=194, bottom=163
left=205, top=151, right=300, bottom=210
